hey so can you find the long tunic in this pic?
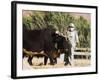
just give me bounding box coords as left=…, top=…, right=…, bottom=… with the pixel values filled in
left=67, top=29, right=79, bottom=49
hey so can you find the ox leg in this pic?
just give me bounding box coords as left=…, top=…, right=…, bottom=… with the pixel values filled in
left=47, top=52, right=54, bottom=65
left=45, top=51, right=54, bottom=65
left=50, top=59, right=54, bottom=65
left=49, top=56, right=54, bottom=65
left=64, top=54, right=69, bottom=66
left=64, top=57, right=71, bottom=66
left=27, top=56, right=33, bottom=65
left=23, top=52, right=27, bottom=58
left=64, top=50, right=71, bottom=66
left=23, top=52, right=25, bottom=58
left=54, top=58, right=57, bottom=64
left=44, top=56, right=48, bottom=65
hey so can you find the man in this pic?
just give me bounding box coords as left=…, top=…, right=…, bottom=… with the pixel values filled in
left=64, top=23, right=79, bottom=66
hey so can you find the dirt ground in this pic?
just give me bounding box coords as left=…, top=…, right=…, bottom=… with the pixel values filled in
left=22, top=54, right=91, bottom=70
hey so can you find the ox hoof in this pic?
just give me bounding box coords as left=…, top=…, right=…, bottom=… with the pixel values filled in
left=28, top=60, right=33, bottom=66
left=29, top=63, right=33, bottom=66
left=28, top=62, right=33, bottom=66
left=64, top=62, right=71, bottom=66
left=64, top=62, right=69, bottom=66
left=49, top=63, right=54, bottom=65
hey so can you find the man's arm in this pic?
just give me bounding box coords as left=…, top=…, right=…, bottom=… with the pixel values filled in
left=75, top=31, right=79, bottom=44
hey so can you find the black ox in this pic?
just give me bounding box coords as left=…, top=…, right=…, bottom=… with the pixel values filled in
left=23, top=27, right=71, bottom=65
left=23, top=28, right=59, bottom=65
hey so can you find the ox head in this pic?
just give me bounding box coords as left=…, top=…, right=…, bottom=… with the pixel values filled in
left=52, top=32, right=71, bottom=50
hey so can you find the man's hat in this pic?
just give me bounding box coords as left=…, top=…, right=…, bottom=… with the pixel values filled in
left=69, top=23, right=75, bottom=28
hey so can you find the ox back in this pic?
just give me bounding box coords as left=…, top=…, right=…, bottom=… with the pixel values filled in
left=23, top=28, right=56, bottom=52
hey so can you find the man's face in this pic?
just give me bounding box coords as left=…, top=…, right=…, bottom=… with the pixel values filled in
left=69, top=27, right=75, bottom=31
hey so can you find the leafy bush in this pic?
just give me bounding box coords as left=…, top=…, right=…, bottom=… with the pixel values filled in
left=23, top=11, right=90, bottom=48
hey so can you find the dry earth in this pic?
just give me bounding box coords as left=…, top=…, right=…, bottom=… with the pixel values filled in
left=22, top=54, right=91, bottom=70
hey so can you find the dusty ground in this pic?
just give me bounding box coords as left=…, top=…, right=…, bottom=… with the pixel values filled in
left=22, top=54, right=91, bottom=70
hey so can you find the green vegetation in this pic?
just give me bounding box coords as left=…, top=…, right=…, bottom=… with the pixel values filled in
left=23, top=11, right=91, bottom=48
